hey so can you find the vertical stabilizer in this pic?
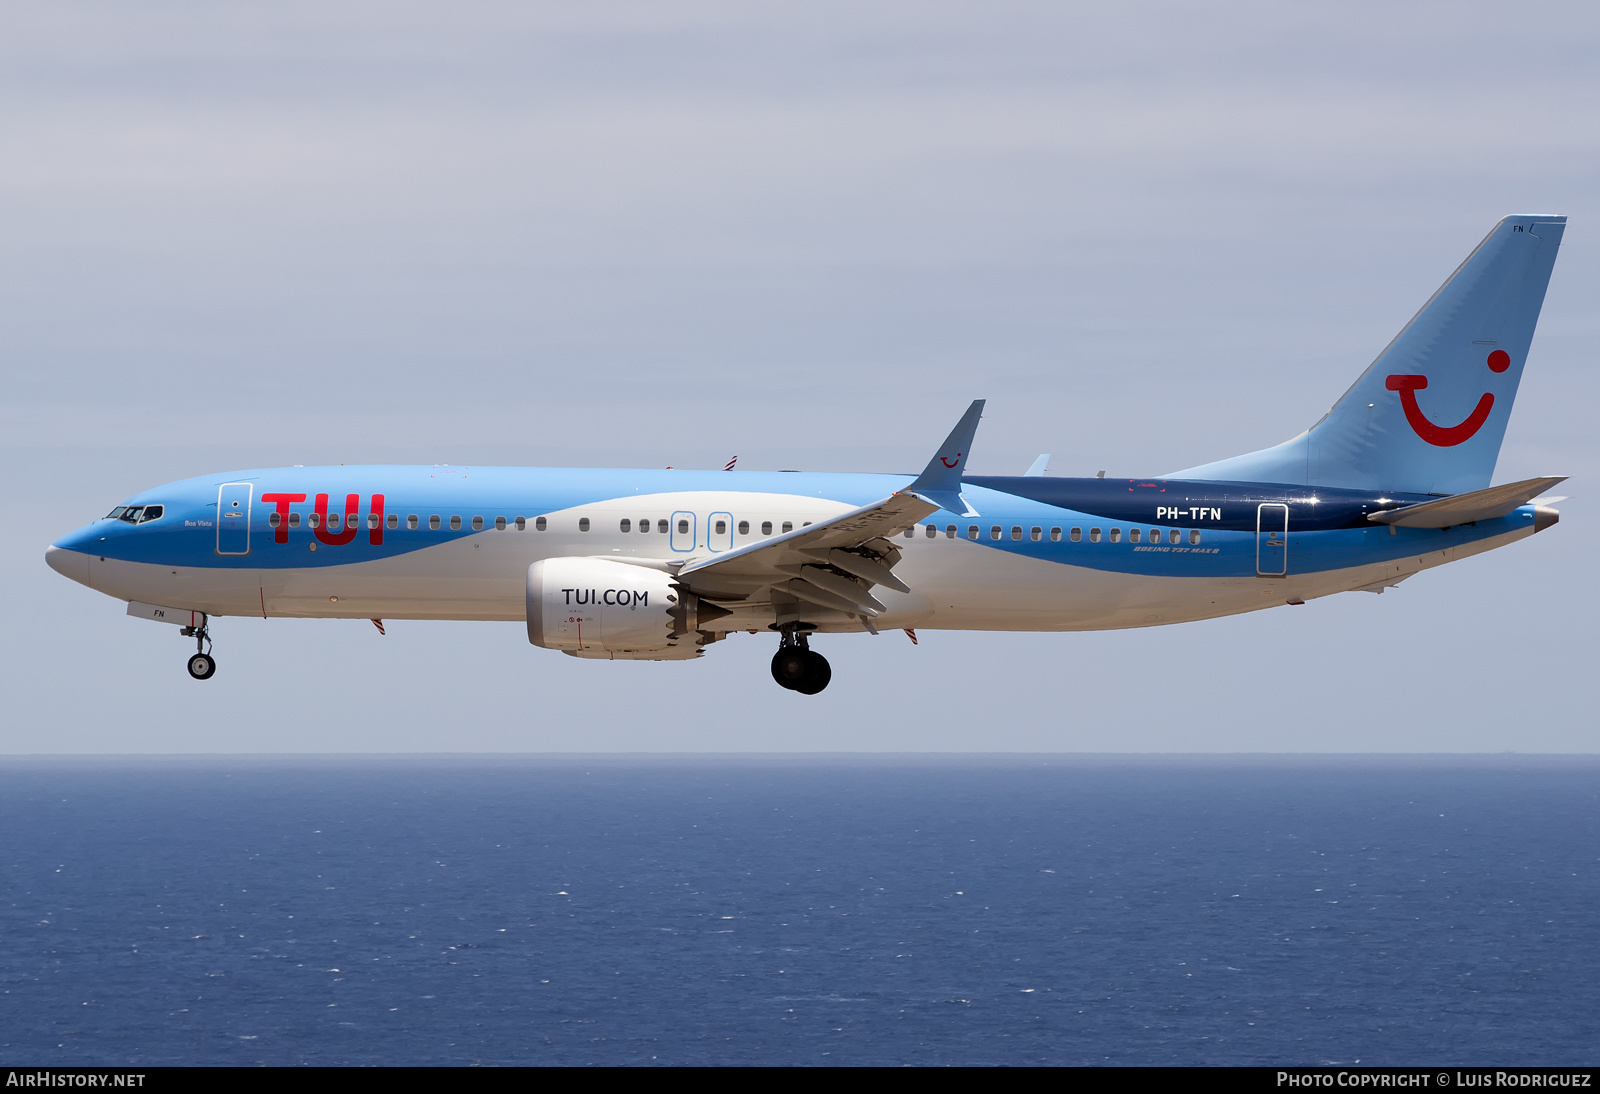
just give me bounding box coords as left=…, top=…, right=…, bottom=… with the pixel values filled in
left=1171, top=215, right=1565, bottom=495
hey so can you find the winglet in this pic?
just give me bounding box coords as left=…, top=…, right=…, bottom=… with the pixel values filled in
left=1024, top=453, right=1051, bottom=477
left=905, top=399, right=984, bottom=517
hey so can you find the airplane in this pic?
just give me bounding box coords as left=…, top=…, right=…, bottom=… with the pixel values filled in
left=45, top=214, right=1569, bottom=695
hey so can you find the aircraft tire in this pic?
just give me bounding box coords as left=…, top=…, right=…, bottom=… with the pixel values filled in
left=794, top=651, right=831, bottom=695
left=187, top=652, right=216, bottom=680
left=771, top=648, right=807, bottom=690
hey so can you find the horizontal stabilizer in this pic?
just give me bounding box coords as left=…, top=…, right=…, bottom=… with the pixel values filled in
left=1367, top=475, right=1566, bottom=528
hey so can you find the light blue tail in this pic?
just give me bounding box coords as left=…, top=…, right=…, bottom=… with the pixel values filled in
left=1172, top=215, right=1566, bottom=495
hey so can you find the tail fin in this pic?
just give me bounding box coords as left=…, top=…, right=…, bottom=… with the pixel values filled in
left=1171, top=215, right=1566, bottom=495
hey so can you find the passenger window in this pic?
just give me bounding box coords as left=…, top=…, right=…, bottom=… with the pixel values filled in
left=738, top=520, right=749, bottom=535
left=389, top=514, right=400, bottom=529
left=429, top=515, right=441, bottom=530
left=1089, top=528, right=1101, bottom=543
left=1030, top=527, right=1042, bottom=542
left=470, top=516, right=483, bottom=531
left=1189, top=529, right=1200, bottom=545
left=449, top=516, right=462, bottom=530
left=620, top=518, right=632, bottom=533
left=536, top=516, right=548, bottom=531
left=407, top=515, right=418, bottom=529
left=990, top=526, right=1001, bottom=540
left=1070, top=527, right=1081, bottom=542
left=515, top=516, right=526, bottom=531
left=1050, top=527, right=1062, bottom=542
left=309, top=513, right=322, bottom=529
left=925, top=525, right=936, bottom=538
left=1127, top=529, right=1137, bottom=543
left=1010, top=526, right=1022, bottom=541
left=1169, top=529, right=1180, bottom=544
left=494, top=516, right=506, bottom=530
left=639, top=518, right=649, bottom=533
left=368, top=513, right=380, bottom=529
left=762, top=521, right=773, bottom=535
left=1150, top=528, right=1160, bottom=542
left=289, top=512, right=301, bottom=529
left=657, top=519, right=668, bottom=533
left=715, top=519, right=727, bottom=535
left=803, top=521, right=812, bottom=526
left=1112, top=528, right=1124, bottom=543
left=967, top=525, right=979, bottom=540
left=328, top=513, right=341, bottom=530
left=782, top=521, right=793, bottom=533
left=581, top=518, right=592, bottom=532
left=677, top=518, right=689, bottom=534
left=904, top=527, right=914, bottom=539
left=946, top=525, right=956, bottom=538
left=269, top=512, right=281, bottom=528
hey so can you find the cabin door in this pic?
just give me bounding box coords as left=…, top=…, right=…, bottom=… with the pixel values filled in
left=1256, top=503, right=1288, bottom=576
left=216, top=483, right=253, bottom=556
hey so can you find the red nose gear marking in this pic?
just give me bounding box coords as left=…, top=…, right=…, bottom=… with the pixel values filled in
left=1385, top=374, right=1494, bottom=447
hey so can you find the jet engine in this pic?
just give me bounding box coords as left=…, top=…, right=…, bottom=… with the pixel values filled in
left=526, top=558, right=721, bottom=656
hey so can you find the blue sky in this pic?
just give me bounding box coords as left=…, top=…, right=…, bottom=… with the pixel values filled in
left=5, top=1, right=1597, bottom=751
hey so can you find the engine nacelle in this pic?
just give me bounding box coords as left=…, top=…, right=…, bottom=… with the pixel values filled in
left=527, top=558, right=703, bottom=654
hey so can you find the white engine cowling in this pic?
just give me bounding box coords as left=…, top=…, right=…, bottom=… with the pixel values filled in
left=527, top=558, right=697, bottom=654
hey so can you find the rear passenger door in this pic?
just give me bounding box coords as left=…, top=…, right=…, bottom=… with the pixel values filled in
left=1256, top=503, right=1288, bottom=576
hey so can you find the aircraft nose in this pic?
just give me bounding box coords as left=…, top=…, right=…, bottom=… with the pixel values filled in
left=46, top=544, right=93, bottom=588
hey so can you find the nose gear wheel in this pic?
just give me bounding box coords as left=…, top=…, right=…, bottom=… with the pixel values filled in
left=180, top=619, right=216, bottom=680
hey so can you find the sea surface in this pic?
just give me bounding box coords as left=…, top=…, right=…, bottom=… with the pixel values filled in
left=1, top=755, right=1596, bottom=1066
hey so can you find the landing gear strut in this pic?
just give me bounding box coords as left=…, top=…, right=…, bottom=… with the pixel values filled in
left=770, top=625, right=831, bottom=694
left=180, top=618, right=216, bottom=680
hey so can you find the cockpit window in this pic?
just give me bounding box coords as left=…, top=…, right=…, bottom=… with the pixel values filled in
left=108, top=504, right=164, bottom=524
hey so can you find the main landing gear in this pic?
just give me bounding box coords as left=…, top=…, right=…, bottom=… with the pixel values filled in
left=771, top=626, right=831, bottom=695
left=181, top=618, right=216, bottom=680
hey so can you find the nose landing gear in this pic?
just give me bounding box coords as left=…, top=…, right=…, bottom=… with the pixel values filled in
left=770, top=626, right=831, bottom=694
left=180, top=619, right=216, bottom=680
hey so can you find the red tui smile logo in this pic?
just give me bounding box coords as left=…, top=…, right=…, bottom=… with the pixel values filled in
left=1386, top=350, right=1509, bottom=447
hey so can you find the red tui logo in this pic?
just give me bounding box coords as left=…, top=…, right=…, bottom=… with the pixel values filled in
left=1386, top=351, right=1509, bottom=447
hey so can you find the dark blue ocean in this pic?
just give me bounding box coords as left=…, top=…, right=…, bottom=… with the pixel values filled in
left=2, top=756, right=1596, bottom=1066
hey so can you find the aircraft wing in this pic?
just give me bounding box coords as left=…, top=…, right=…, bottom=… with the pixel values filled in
left=674, top=400, right=984, bottom=619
